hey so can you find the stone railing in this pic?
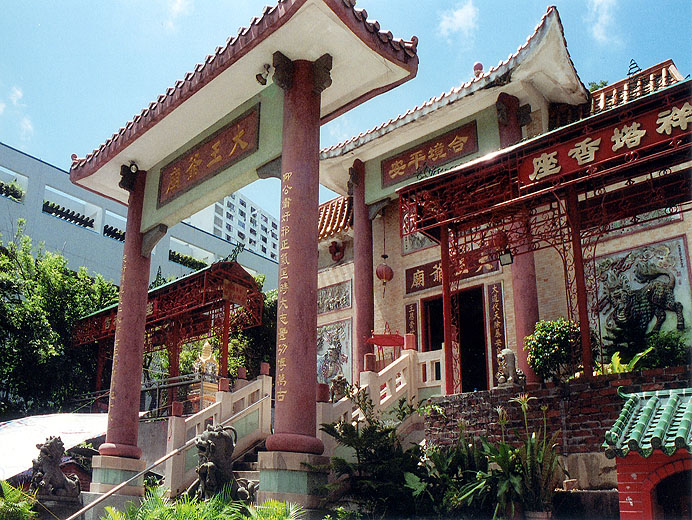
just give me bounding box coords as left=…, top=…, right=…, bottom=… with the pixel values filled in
left=164, top=374, right=272, bottom=496
left=317, top=338, right=444, bottom=457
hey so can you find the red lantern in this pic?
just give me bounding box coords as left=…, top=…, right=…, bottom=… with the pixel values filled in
left=376, top=255, right=394, bottom=297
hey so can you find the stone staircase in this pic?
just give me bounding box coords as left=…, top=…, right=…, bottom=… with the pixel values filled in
left=232, top=439, right=265, bottom=492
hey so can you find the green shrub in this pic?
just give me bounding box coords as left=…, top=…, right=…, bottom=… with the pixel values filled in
left=523, top=318, right=580, bottom=383
left=640, top=330, right=690, bottom=369
left=0, top=480, right=37, bottom=520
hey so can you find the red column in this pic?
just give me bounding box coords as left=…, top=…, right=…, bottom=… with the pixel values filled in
left=265, top=55, right=329, bottom=455
left=351, top=159, right=374, bottom=382
left=511, top=221, right=540, bottom=384
left=94, top=340, right=106, bottom=392
left=99, top=170, right=150, bottom=459
left=439, top=226, right=456, bottom=395
left=565, top=186, right=594, bottom=378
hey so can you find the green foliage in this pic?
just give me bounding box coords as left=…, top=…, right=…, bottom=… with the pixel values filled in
left=0, top=221, right=118, bottom=419
left=320, top=385, right=422, bottom=518
left=0, top=480, right=37, bottom=520
left=602, top=324, right=648, bottom=363
left=101, top=485, right=238, bottom=520
left=640, top=330, right=690, bottom=369
left=321, top=506, right=362, bottom=520
left=588, top=80, right=609, bottom=92
left=227, top=498, right=305, bottom=520
left=523, top=318, right=580, bottom=383
left=0, top=180, right=25, bottom=202
left=405, top=426, right=489, bottom=518
left=596, top=346, right=653, bottom=375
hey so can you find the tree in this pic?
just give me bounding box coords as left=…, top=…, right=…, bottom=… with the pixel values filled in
left=0, top=221, right=118, bottom=419
left=588, top=79, right=609, bottom=92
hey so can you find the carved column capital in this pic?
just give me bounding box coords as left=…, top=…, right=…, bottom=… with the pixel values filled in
left=312, top=53, right=333, bottom=94
left=272, top=51, right=294, bottom=91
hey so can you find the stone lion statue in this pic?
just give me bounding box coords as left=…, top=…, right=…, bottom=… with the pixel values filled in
left=187, top=424, right=257, bottom=502
left=30, top=436, right=80, bottom=498
left=495, top=348, right=526, bottom=387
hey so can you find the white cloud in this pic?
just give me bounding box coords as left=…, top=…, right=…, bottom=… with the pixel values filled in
left=439, top=0, right=479, bottom=39
left=9, top=86, right=23, bottom=106
left=164, top=0, right=193, bottom=30
left=0, top=102, right=5, bottom=115
left=20, top=116, right=33, bottom=141
left=587, top=0, right=619, bottom=44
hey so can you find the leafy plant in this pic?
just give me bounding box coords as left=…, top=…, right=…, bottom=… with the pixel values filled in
left=228, top=498, right=305, bottom=520
left=320, top=385, right=422, bottom=518
left=404, top=425, right=489, bottom=517
left=101, top=485, right=237, bottom=520
left=0, top=480, right=37, bottom=520
left=640, top=330, right=690, bottom=369
left=595, top=346, right=653, bottom=375
left=524, top=318, right=580, bottom=383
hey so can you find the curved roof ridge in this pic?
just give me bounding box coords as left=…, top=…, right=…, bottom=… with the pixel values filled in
left=70, top=0, right=419, bottom=179
left=318, top=195, right=352, bottom=240
left=321, top=5, right=585, bottom=159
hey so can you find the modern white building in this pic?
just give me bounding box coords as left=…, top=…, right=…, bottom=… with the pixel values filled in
left=0, top=142, right=278, bottom=290
left=187, top=192, right=279, bottom=262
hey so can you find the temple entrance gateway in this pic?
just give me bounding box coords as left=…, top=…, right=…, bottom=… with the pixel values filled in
left=456, top=286, right=488, bottom=393
left=69, top=0, right=419, bottom=505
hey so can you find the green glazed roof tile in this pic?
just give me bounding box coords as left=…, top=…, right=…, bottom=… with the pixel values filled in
left=604, top=387, right=692, bottom=459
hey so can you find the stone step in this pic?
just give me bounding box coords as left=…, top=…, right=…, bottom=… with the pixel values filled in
left=234, top=470, right=260, bottom=482
left=233, top=460, right=258, bottom=471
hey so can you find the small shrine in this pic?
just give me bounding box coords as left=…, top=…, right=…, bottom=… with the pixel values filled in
left=190, top=341, right=221, bottom=411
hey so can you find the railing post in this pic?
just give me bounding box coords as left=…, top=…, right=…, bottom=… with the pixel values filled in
left=164, top=415, right=186, bottom=496
left=259, top=374, right=272, bottom=436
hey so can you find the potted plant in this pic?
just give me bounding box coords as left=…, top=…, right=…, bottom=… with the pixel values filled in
left=523, top=318, right=580, bottom=383
left=511, top=394, right=562, bottom=519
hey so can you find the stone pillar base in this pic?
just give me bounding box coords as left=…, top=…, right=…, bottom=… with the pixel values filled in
left=257, top=451, right=329, bottom=508
left=90, top=455, right=146, bottom=497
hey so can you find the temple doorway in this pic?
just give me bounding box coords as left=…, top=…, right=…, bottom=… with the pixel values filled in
left=456, top=286, right=488, bottom=392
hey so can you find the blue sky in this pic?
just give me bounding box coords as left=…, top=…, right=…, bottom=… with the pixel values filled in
left=1, top=0, right=690, bottom=218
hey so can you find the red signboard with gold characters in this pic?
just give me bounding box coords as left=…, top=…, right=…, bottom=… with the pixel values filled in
left=158, top=105, right=260, bottom=207
left=381, top=120, right=478, bottom=188
left=518, top=100, right=692, bottom=186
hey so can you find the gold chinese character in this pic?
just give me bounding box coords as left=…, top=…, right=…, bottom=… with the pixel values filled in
left=279, top=296, right=288, bottom=310
left=165, top=167, right=181, bottom=194
left=280, top=267, right=289, bottom=280
left=427, top=141, right=447, bottom=162
left=448, top=135, right=469, bottom=153
left=277, top=373, right=287, bottom=387
left=281, top=211, right=291, bottom=222
left=408, top=150, right=427, bottom=170
left=228, top=126, right=249, bottom=157
left=431, top=263, right=443, bottom=283
left=388, top=159, right=407, bottom=179
left=282, top=197, right=292, bottom=210
left=567, top=137, right=601, bottom=166
left=279, top=281, right=289, bottom=294
left=611, top=122, right=647, bottom=151
left=283, top=171, right=293, bottom=183
left=656, top=102, right=692, bottom=135
left=529, top=151, right=561, bottom=181
left=276, top=390, right=287, bottom=402
left=282, top=185, right=293, bottom=196
left=411, top=269, right=425, bottom=289
left=207, top=140, right=223, bottom=168
left=278, top=342, right=288, bottom=355
left=280, top=240, right=290, bottom=252
left=278, top=327, right=288, bottom=341
left=277, top=357, right=287, bottom=371
left=279, top=312, right=288, bottom=325
left=280, top=252, right=290, bottom=264
left=281, top=225, right=290, bottom=237
left=185, top=153, right=202, bottom=181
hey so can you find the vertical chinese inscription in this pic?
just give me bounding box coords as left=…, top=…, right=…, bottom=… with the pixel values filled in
left=486, top=282, right=506, bottom=383
left=275, top=170, right=293, bottom=403
left=405, top=303, right=418, bottom=336
left=158, top=105, right=260, bottom=207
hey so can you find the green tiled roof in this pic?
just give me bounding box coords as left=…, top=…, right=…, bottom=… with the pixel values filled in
left=604, top=387, right=692, bottom=458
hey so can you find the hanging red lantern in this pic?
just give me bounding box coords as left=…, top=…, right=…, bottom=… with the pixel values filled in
left=376, top=209, right=394, bottom=297
left=376, top=255, right=394, bottom=297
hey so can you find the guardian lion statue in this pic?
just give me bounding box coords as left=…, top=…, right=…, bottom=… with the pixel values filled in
left=30, top=436, right=80, bottom=498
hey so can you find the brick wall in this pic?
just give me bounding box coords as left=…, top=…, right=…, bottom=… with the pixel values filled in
left=426, top=366, right=691, bottom=454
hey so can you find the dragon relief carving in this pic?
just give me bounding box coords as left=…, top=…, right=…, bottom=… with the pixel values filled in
left=597, top=245, right=685, bottom=338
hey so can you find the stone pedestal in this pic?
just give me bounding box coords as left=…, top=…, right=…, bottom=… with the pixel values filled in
left=89, top=455, right=146, bottom=497
left=257, top=451, right=329, bottom=508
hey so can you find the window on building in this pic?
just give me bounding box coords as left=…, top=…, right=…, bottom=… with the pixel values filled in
left=272, top=242, right=277, bottom=249
left=271, top=253, right=277, bottom=260
left=271, top=222, right=278, bottom=230
left=261, top=214, right=268, bottom=223
left=226, top=223, right=233, bottom=232
left=215, top=204, right=223, bottom=215
left=237, top=231, right=245, bottom=240
left=250, top=228, right=256, bottom=235
left=238, top=221, right=245, bottom=229
left=261, top=246, right=267, bottom=253
left=271, top=231, right=278, bottom=240
left=249, top=238, right=257, bottom=246
left=214, top=216, right=222, bottom=227
left=239, top=199, right=246, bottom=207
left=239, top=209, right=245, bottom=218
left=230, top=193, right=235, bottom=199
left=250, top=218, right=257, bottom=226
left=261, top=235, right=267, bottom=243
left=228, top=202, right=235, bottom=211
left=226, top=233, right=232, bottom=241
left=213, top=227, right=221, bottom=237
left=261, top=225, right=268, bottom=233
